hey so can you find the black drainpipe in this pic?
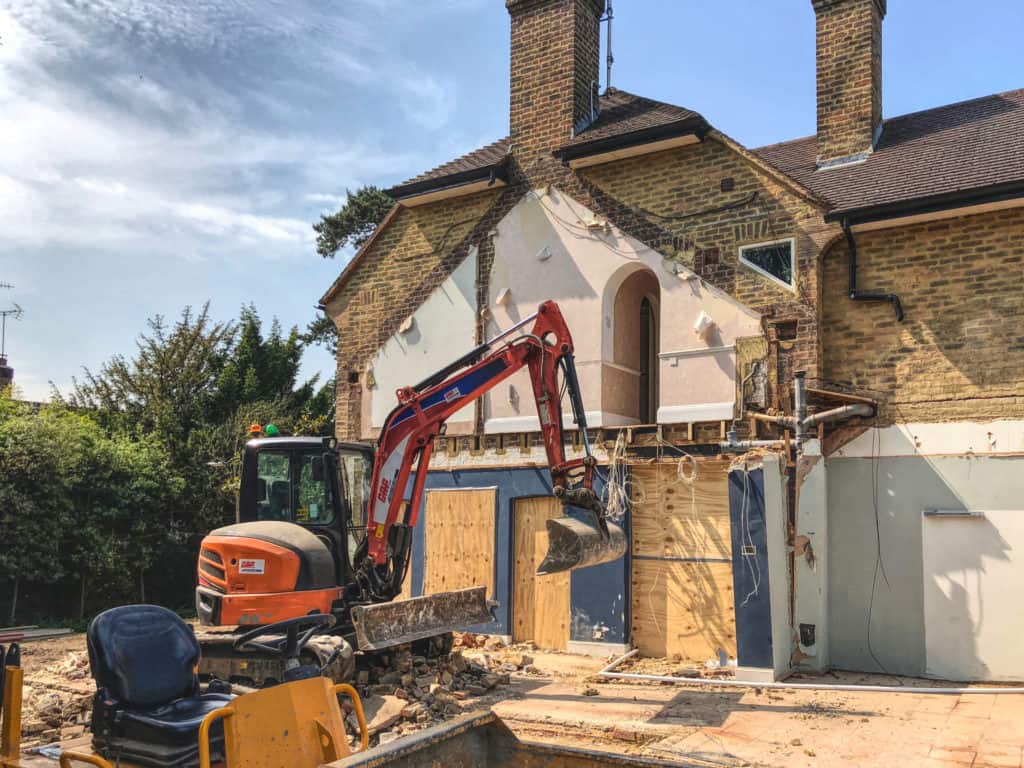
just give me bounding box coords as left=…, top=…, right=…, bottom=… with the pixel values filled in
left=842, top=217, right=904, bottom=322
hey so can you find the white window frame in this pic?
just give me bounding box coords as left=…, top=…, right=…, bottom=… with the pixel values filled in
left=738, top=237, right=796, bottom=292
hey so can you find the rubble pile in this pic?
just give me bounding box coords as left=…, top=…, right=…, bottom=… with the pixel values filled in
left=346, top=637, right=534, bottom=746
left=20, top=651, right=94, bottom=747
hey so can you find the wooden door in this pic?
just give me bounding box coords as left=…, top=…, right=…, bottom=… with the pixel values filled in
left=630, top=460, right=737, bottom=661
left=421, top=488, right=496, bottom=598
left=513, top=497, right=570, bottom=650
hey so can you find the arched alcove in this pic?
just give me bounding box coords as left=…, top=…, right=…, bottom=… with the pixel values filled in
left=610, top=268, right=660, bottom=424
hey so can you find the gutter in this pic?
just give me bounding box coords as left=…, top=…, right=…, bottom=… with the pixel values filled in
left=824, top=179, right=1024, bottom=226
left=385, top=158, right=509, bottom=202
left=553, top=116, right=710, bottom=165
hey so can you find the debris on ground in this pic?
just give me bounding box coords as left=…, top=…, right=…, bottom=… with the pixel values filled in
left=18, top=642, right=94, bottom=748
left=345, top=639, right=518, bottom=747
left=611, top=653, right=738, bottom=682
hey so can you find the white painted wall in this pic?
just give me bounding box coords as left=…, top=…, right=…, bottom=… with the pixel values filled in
left=763, top=454, right=794, bottom=680
left=923, top=510, right=1024, bottom=681
left=366, top=253, right=477, bottom=431
left=484, top=187, right=761, bottom=433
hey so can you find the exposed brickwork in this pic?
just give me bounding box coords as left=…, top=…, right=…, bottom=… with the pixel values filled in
left=325, top=191, right=503, bottom=439
left=508, top=0, right=604, bottom=161
left=812, top=0, right=885, bottom=165
left=822, top=207, right=1024, bottom=423
left=577, top=139, right=835, bottom=382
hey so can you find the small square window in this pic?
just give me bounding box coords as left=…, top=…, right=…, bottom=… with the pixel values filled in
left=739, top=239, right=795, bottom=290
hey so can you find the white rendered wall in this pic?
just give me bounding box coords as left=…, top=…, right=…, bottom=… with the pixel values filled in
left=366, top=253, right=477, bottom=432
left=484, top=187, right=761, bottom=433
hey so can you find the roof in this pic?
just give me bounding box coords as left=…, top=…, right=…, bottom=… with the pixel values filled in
left=386, top=89, right=709, bottom=198
left=755, top=88, right=1024, bottom=222
left=557, top=88, right=709, bottom=156
left=385, top=138, right=510, bottom=200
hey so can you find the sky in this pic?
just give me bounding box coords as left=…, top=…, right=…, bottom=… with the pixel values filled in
left=1, top=0, right=1022, bottom=402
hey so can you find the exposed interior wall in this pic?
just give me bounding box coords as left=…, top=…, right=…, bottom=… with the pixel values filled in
left=762, top=454, right=794, bottom=680
left=826, top=423, right=1024, bottom=680
left=822, top=206, right=1024, bottom=425
left=363, top=254, right=477, bottom=434
left=484, top=187, right=762, bottom=432
left=794, top=440, right=829, bottom=671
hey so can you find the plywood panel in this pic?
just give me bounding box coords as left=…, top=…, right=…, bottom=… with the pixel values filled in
left=513, top=497, right=570, bottom=650
left=631, top=461, right=733, bottom=560
left=631, top=559, right=736, bottom=660
left=630, top=459, right=736, bottom=661
left=422, top=489, right=496, bottom=598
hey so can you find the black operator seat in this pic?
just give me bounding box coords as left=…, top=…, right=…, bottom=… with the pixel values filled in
left=87, top=604, right=233, bottom=768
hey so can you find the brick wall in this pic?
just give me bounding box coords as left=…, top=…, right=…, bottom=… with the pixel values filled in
left=812, top=0, right=885, bottom=164
left=325, top=190, right=503, bottom=439
left=822, top=207, right=1024, bottom=423
left=578, top=138, right=834, bottom=389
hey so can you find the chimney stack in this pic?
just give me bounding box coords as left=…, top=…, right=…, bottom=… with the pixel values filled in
left=507, top=0, right=605, bottom=163
left=811, top=0, right=885, bottom=167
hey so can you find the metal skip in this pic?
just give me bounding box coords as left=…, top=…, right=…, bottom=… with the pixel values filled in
left=536, top=512, right=628, bottom=576
left=351, top=586, right=494, bottom=651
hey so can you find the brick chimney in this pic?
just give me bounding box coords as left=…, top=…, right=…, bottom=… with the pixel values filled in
left=507, top=0, right=605, bottom=162
left=812, top=0, right=885, bottom=167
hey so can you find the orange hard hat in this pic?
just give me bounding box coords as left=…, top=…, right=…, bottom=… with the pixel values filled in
left=249, top=423, right=262, bottom=435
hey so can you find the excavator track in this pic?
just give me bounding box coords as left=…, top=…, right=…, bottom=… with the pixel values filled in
left=195, top=626, right=454, bottom=688
left=195, top=626, right=356, bottom=686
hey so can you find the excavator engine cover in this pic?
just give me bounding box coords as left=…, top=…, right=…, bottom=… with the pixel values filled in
left=536, top=513, right=627, bottom=576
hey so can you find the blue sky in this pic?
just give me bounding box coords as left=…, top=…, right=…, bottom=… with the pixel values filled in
left=1, top=0, right=1021, bottom=402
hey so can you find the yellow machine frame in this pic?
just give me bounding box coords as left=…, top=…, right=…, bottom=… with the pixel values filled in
left=2, top=654, right=367, bottom=768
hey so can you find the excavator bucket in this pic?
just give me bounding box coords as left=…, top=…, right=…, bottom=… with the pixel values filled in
left=536, top=514, right=628, bottom=576
left=351, top=586, right=495, bottom=651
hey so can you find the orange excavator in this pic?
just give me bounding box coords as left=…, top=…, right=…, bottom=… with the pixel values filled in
left=194, top=301, right=626, bottom=684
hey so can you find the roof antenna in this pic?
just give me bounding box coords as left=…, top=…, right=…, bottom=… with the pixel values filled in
left=602, top=0, right=614, bottom=91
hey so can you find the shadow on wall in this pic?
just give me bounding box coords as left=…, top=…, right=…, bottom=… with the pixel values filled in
left=827, top=445, right=1018, bottom=681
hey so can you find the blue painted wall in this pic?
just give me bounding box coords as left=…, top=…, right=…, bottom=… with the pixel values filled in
left=403, top=467, right=629, bottom=642
left=728, top=467, right=773, bottom=668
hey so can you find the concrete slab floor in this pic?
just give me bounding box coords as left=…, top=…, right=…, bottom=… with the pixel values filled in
left=492, top=675, right=1024, bottom=767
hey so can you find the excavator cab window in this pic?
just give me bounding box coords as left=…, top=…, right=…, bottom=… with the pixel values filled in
left=338, top=450, right=371, bottom=562
left=251, top=448, right=335, bottom=525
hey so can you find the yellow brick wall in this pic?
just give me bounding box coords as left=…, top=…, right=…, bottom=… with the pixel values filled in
left=822, top=207, right=1024, bottom=423
left=324, top=190, right=502, bottom=439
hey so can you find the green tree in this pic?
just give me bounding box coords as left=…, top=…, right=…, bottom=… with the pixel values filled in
left=312, top=185, right=393, bottom=259
left=307, top=186, right=393, bottom=352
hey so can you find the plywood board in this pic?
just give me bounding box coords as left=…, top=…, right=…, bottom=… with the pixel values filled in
left=631, top=559, right=737, bottom=660
left=513, top=497, right=570, bottom=650
left=923, top=511, right=1024, bottom=682
left=631, top=461, right=733, bottom=560
left=630, top=459, right=736, bottom=662
left=422, top=488, right=496, bottom=598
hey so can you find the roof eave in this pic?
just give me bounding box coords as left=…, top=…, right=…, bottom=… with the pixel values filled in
left=385, top=159, right=509, bottom=202
left=826, top=179, right=1024, bottom=225
left=554, top=117, right=710, bottom=163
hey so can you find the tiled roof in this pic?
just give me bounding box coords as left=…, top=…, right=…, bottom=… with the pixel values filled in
left=387, top=89, right=706, bottom=196
left=754, top=88, right=1024, bottom=220
left=559, top=88, right=707, bottom=150
left=386, top=138, right=510, bottom=197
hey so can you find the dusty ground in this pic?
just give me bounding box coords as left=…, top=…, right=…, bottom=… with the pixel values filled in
left=17, top=633, right=1024, bottom=767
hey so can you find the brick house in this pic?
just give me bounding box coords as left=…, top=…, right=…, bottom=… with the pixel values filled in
left=323, top=0, right=1024, bottom=681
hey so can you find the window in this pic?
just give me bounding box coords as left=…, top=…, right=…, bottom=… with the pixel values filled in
left=254, top=449, right=334, bottom=524
left=339, top=450, right=372, bottom=561
left=739, top=239, right=795, bottom=290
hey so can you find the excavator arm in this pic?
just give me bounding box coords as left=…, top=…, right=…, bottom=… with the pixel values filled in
left=355, top=301, right=626, bottom=604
